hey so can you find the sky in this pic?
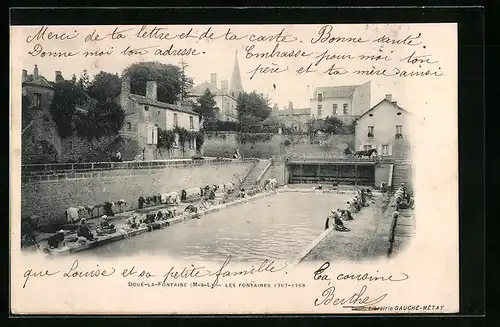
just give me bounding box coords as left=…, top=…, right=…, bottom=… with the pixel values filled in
left=12, top=24, right=456, bottom=116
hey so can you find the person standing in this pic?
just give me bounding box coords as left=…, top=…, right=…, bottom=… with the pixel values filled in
left=116, top=151, right=122, bottom=162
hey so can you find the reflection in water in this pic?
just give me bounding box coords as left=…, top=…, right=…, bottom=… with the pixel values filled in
left=78, top=192, right=352, bottom=262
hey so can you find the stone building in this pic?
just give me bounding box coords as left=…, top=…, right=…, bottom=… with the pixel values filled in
left=310, top=81, right=371, bottom=123
left=269, top=102, right=311, bottom=133
left=354, top=94, right=412, bottom=159
left=21, top=65, right=61, bottom=163
left=188, top=51, right=244, bottom=122
left=119, top=77, right=201, bottom=160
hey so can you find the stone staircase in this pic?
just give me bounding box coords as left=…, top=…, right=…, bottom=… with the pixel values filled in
left=391, top=161, right=413, bottom=192
left=240, top=159, right=271, bottom=189
left=389, top=208, right=416, bottom=257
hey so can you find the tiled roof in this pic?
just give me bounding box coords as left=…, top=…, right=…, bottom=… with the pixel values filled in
left=275, top=108, right=311, bottom=116
left=189, top=82, right=235, bottom=99
left=128, top=94, right=198, bottom=116
left=312, top=85, right=358, bottom=99
left=22, top=75, right=54, bottom=89
left=356, top=99, right=409, bottom=120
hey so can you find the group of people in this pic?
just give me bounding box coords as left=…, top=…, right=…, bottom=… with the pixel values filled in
left=324, top=188, right=372, bottom=232
left=127, top=208, right=176, bottom=230
left=66, top=199, right=128, bottom=223
left=391, top=183, right=414, bottom=211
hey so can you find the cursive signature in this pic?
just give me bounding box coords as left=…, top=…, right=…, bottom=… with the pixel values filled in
left=314, top=284, right=387, bottom=307
left=162, top=255, right=288, bottom=288
left=313, top=262, right=409, bottom=282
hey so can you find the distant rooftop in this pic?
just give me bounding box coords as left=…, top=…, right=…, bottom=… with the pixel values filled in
left=129, top=94, right=198, bottom=115
left=312, top=85, right=359, bottom=100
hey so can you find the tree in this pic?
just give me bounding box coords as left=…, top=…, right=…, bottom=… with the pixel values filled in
left=87, top=71, right=121, bottom=103
left=323, top=116, right=344, bottom=134
left=50, top=80, right=87, bottom=137
left=193, top=89, right=219, bottom=124
left=73, top=100, right=125, bottom=140
left=78, top=69, right=91, bottom=91
left=236, top=91, right=271, bottom=126
left=179, top=59, right=192, bottom=101
left=123, top=61, right=193, bottom=104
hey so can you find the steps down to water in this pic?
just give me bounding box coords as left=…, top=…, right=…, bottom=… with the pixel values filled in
left=391, top=163, right=413, bottom=192
left=240, top=160, right=270, bottom=189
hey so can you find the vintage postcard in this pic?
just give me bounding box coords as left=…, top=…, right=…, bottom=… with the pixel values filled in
left=10, top=23, right=458, bottom=314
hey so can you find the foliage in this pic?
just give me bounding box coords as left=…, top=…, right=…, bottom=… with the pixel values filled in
left=123, top=61, right=193, bottom=104
left=22, top=95, right=32, bottom=129
left=283, top=139, right=291, bottom=147
left=236, top=133, right=273, bottom=144
left=178, top=59, right=192, bottom=101
left=194, top=89, right=219, bottom=123
left=157, top=128, right=176, bottom=151
left=50, top=80, right=87, bottom=137
left=173, top=126, right=193, bottom=154
left=194, top=131, right=205, bottom=152
left=344, top=147, right=353, bottom=155
left=236, top=91, right=271, bottom=125
left=34, top=140, right=59, bottom=163
left=203, top=120, right=279, bottom=134
left=346, top=119, right=357, bottom=134
left=307, top=116, right=355, bottom=135
left=87, top=71, right=121, bottom=102
left=204, top=120, right=239, bottom=132
left=77, top=69, right=91, bottom=91
left=74, top=100, right=125, bottom=140
left=51, top=74, right=125, bottom=139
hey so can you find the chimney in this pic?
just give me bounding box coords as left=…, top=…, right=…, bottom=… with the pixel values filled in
left=146, top=81, right=158, bottom=100
left=385, top=94, right=392, bottom=102
left=33, top=65, right=39, bottom=80
left=120, top=76, right=131, bottom=110
left=210, top=73, right=217, bottom=87
left=221, top=80, right=229, bottom=93
left=22, top=69, right=27, bottom=83
left=288, top=101, right=293, bottom=110
left=55, top=70, right=63, bottom=82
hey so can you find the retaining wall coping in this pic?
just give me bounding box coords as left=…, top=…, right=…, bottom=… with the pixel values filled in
left=21, top=159, right=257, bottom=182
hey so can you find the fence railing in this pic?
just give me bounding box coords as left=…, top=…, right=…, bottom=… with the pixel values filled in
left=21, top=157, right=258, bottom=176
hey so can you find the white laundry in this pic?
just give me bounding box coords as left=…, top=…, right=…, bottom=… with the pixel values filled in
left=66, top=207, right=79, bottom=223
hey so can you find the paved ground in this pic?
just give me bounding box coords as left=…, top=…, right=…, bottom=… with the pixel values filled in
left=301, top=193, right=392, bottom=262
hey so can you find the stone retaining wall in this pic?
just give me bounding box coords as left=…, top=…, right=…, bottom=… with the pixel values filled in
left=21, top=161, right=255, bottom=225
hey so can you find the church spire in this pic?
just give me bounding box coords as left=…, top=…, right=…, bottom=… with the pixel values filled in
left=229, top=50, right=244, bottom=99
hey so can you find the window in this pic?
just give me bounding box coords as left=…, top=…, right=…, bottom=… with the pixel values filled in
left=317, top=104, right=323, bottom=117
left=363, top=145, right=372, bottom=151
left=174, top=113, right=178, bottom=127
left=144, top=106, right=150, bottom=117
left=69, top=140, right=73, bottom=150
left=396, top=125, right=403, bottom=138
left=381, top=145, right=389, bottom=156
left=189, top=116, right=194, bottom=129
left=332, top=104, right=338, bottom=115
left=34, top=93, right=42, bottom=109
left=127, top=122, right=132, bottom=131
left=368, top=126, right=374, bottom=137
left=343, top=103, right=349, bottom=115
left=317, top=93, right=323, bottom=102
left=189, top=137, right=194, bottom=149
left=153, top=124, right=158, bottom=145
